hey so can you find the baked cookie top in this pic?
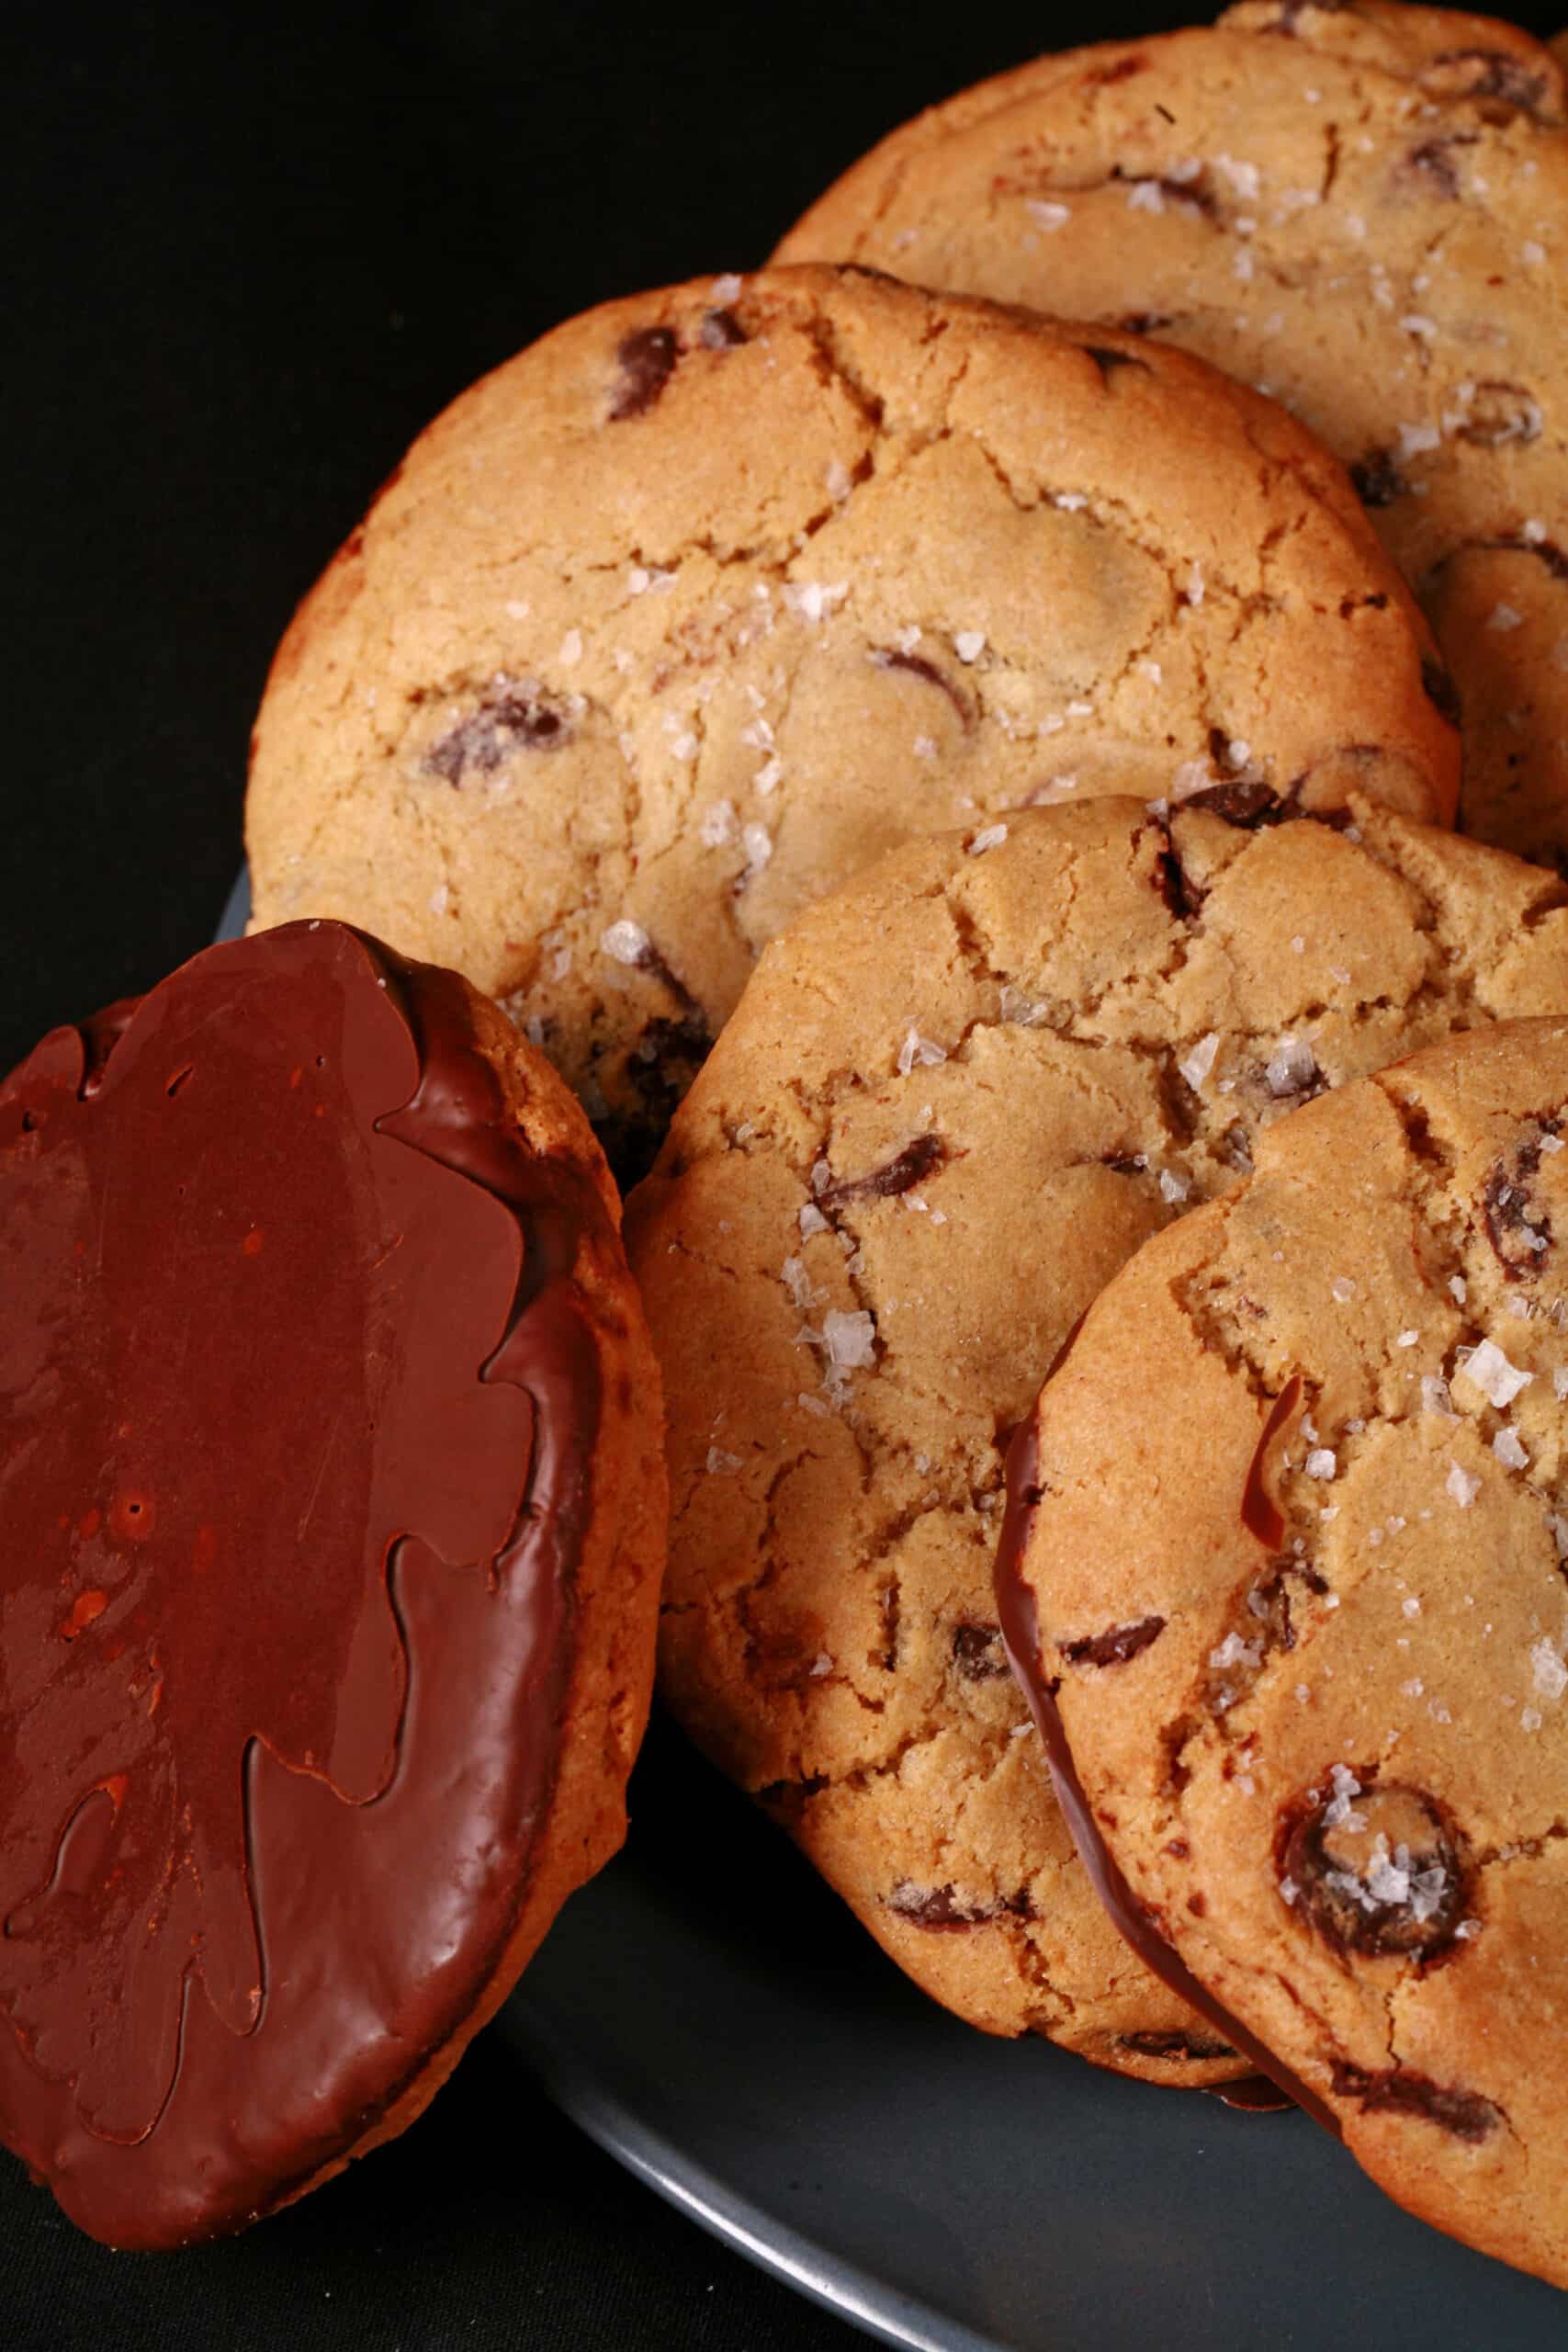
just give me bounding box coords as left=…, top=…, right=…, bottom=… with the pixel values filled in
left=626, top=791, right=1568, bottom=2083
left=0, top=922, right=664, bottom=2247
left=246, top=263, right=1455, bottom=1161
left=776, top=2, right=1568, bottom=868
left=1003, top=1015, right=1568, bottom=2287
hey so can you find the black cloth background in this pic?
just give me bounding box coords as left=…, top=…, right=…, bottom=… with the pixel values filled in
left=3, top=2, right=1562, bottom=2345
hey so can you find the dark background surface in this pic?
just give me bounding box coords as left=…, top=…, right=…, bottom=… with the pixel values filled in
left=4, top=1, right=1563, bottom=2346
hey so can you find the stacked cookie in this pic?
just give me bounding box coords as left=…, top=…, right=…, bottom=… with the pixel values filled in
left=11, top=0, right=1568, bottom=2290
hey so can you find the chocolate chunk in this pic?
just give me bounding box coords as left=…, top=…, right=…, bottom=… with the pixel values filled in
left=423, top=680, right=570, bottom=786
left=886, top=1880, right=1032, bottom=1930
left=1423, top=47, right=1550, bottom=114
left=699, top=309, right=748, bottom=351
left=1101, top=1152, right=1148, bottom=1176
left=1330, top=2063, right=1501, bottom=2141
left=1481, top=1118, right=1559, bottom=1277
left=869, top=646, right=974, bottom=729
left=951, top=1622, right=1010, bottom=1680
left=1155, top=842, right=1198, bottom=921
left=1240, top=1375, right=1302, bottom=1550
left=1246, top=1557, right=1328, bottom=1656
left=1185, top=779, right=1289, bottom=829
left=1118, top=2030, right=1236, bottom=2061
left=609, top=325, right=679, bottom=421
left=1458, top=381, right=1543, bottom=448
left=1350, top=449, right=1410, bottom=509
left=1406, top=134, right=1478, bottom=198
left=1083, top=344, right=1151, bottom=382
left=1279, top=1777, right=1471, bottom=1960
left=817, top=1133, right=945, bottom=1210
left=1420, top=656, right=1462, bottom=731
left=1060, top=1615, right=1166, bottom=1668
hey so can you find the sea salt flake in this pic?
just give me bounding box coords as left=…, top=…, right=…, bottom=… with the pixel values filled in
left=1523, top=240, right=1546, bottom=265
left=1531, top=1636, right=1568, bottom=1702
left=1331, top=1276, right=1356, bottom=1303
left=1026, top=198, right=1072, bottom=231
left=699, top=799, right=738, bottom=847
left=705, top=1447, right=743, bottom=1476
left=1209, top=1632, right=1260, bottom=1670
left=558, top=628, right=583, bottom=667
left=969, top=823, right=1009, bottom=854
left=823, top=1308, right=876, bottom=1371
left=954, top=629, right=987, bottom=663
left=1179, top=1032, right=1220, bottom=1090
left=1459, top=1338, right=1533, bottom=1409
left=1280, top=1875, right=1300, bottom=1905
left=897, top=1025, right=947, bottom=1076
left=1127, top=179, right=1165, bottom=212
left=1186, top=562, right=1205, bottom=606
left=784, top=581, right=849, bottom=624
left=1304, top=1448, right=1337, bottom=1480
left=1158, top=1170, right=1190, bottom=1205
left=1522, top=1706, right=1543, bottom=1732
left=600, top=919, right=650, bottom=967
left=1487, top=603, right=1525, bottom=633
left=1055, top=491, right=1089, bottom=511
left=1449, top=1274, right=1467, bottom=1306
left=740, top=822, right=773, bottom=877
left=1447, top=1459, right=1481, bottom=1509
left=808, top=1652, right=834, bottom=1678
left=1397, top=1329, right=1419, bottom=1348
left=428, top=883, right=449, bottom=915
left=1266, top=1034, right=1317, bottom=1097
left=1494, top=1427, right=1529, bottom=1469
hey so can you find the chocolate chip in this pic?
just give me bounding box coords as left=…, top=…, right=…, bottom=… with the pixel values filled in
left=817, top=1133, right=946, bottom=1210
left=1246, top=1557, right=1328, bottom=1656
left=1184, top=779, right=1290, bottom=829
left=423, top=681, right=571, bottom=786
left=1457, top=381, right=1543, bottom=448
left=1350, top=449, right=1410, bottom=509
left=869, top=647, right=974, bottom=729
left=1330, top=2062, right=1501, bottom=2141
left=878, top=1581, right=900, bottom=1674
left=951, top=1623, right=1009, bottom=1681
left=1155, top=842, right=1198, bottom=921
left=1423, top=47, right=1550, bottom=114
left=1118, top=2030, right=1236, bottom=2061
left=1406, top=134, right=1479, bottom=198
left=1082, top=344, right=1151, bottom=382
left=1060, top=1615, right=1166, bottom=1668
left=699, top=309, right=747, bottom=351
left=1279, top=1776, right=1471, bottom=1960
left=1101, top=1152, right=1148, bottom=1176
left=609, top=325, right=679, bottom=421
left=1482, top=1118, right=1559, bottom=1278
left=886, top=1881, right=1032, bottom=1929
left=1421, top=656, right=1462, bottom=731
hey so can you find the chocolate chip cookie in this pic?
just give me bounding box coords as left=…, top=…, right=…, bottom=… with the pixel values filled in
left=0, top=922, right=666, bottom=2246
left=776, top=2, right=1568, bottom=868
left=247, top=263, right=1455, bottom=1167
left=1001, top=1013, right=1568, bottom=2283
left=626, top=791, right=1568, bottom=2082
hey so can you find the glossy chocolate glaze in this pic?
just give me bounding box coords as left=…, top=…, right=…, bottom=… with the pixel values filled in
left=994, top=1420, right=1336, bottom=2134
left=0, top=922, right=610, bottom=2245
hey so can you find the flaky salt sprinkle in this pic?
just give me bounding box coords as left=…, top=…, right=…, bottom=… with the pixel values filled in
left=1447, top=1459, right=1481, bottom=1509
left=1127, top=178, right=1165, bottom=212
left=822, top=1308, right=876, bottom=1371
left=1266, top=1034, right=1316, bottom=1097
left=968, top=823, right=1009, bottom=854
left=1304, top=1448, right=1337, bottom=1481
left=740, top=822, right=773, bottom=879
left=705, top=1446, right=743, bottom=1476
left=558, top=628, right=583, bottom=666
left=808, top=1652, right=834, bottom=1678
left=1396, top=1329, right=1419, bottom=1349
left=1186, top=562, right=1205, bottom=606
left=1449, top=1274, right=1467, bottom=1306
left=699, top=799, right=738, bottom=848
left=954, top=629, right=987, bottom=664
left=711, top=272, right=743, bottom=302
left=1459, top=1338, right=1533, bottom=1409
left=1026, top=198, right=1071, bottom=231
left=897, top=1025, right=947, bottom=1077
left=1179, top=1032, right=1220, bottom=1090
left=600, top=919, right=650, bottom=967
left=1494, top=1427, right=1529, bottom=1470
left=1331, top=1276, right=1356, bottom=1304
left=784, top=580, right=849, bottom=624
left=1487, top=604, right=1525, bottom=633
left=1158, top=1170, right=1190, bottom=1205
left=1531, top=1635, right=1568, bottom=1702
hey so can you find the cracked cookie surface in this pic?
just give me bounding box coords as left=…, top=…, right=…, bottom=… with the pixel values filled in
left=246, top=263, right=1454, bottom=1166
left=776, top=1, right=1568, bottom=868
left=626, top=791, right=1568, bottom=2082
left=1006, top=1015, right=1568, bottom=2283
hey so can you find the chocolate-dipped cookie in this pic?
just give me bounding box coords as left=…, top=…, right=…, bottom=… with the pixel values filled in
left=1001, top=1015, right=1568, bottom=2285
left=627, top=793, right=1568, bottom=2084
left=776, top=1, right=1568, bottom=869
left=245, top=263, right=1456, bottom=1170
left=0, top=920, right=666, bottom=2247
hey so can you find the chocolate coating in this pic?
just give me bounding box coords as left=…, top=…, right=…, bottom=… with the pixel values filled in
left=0, top=922, right=609, bottom=2245
left=993, top=1419, right=1335, bottom=2132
